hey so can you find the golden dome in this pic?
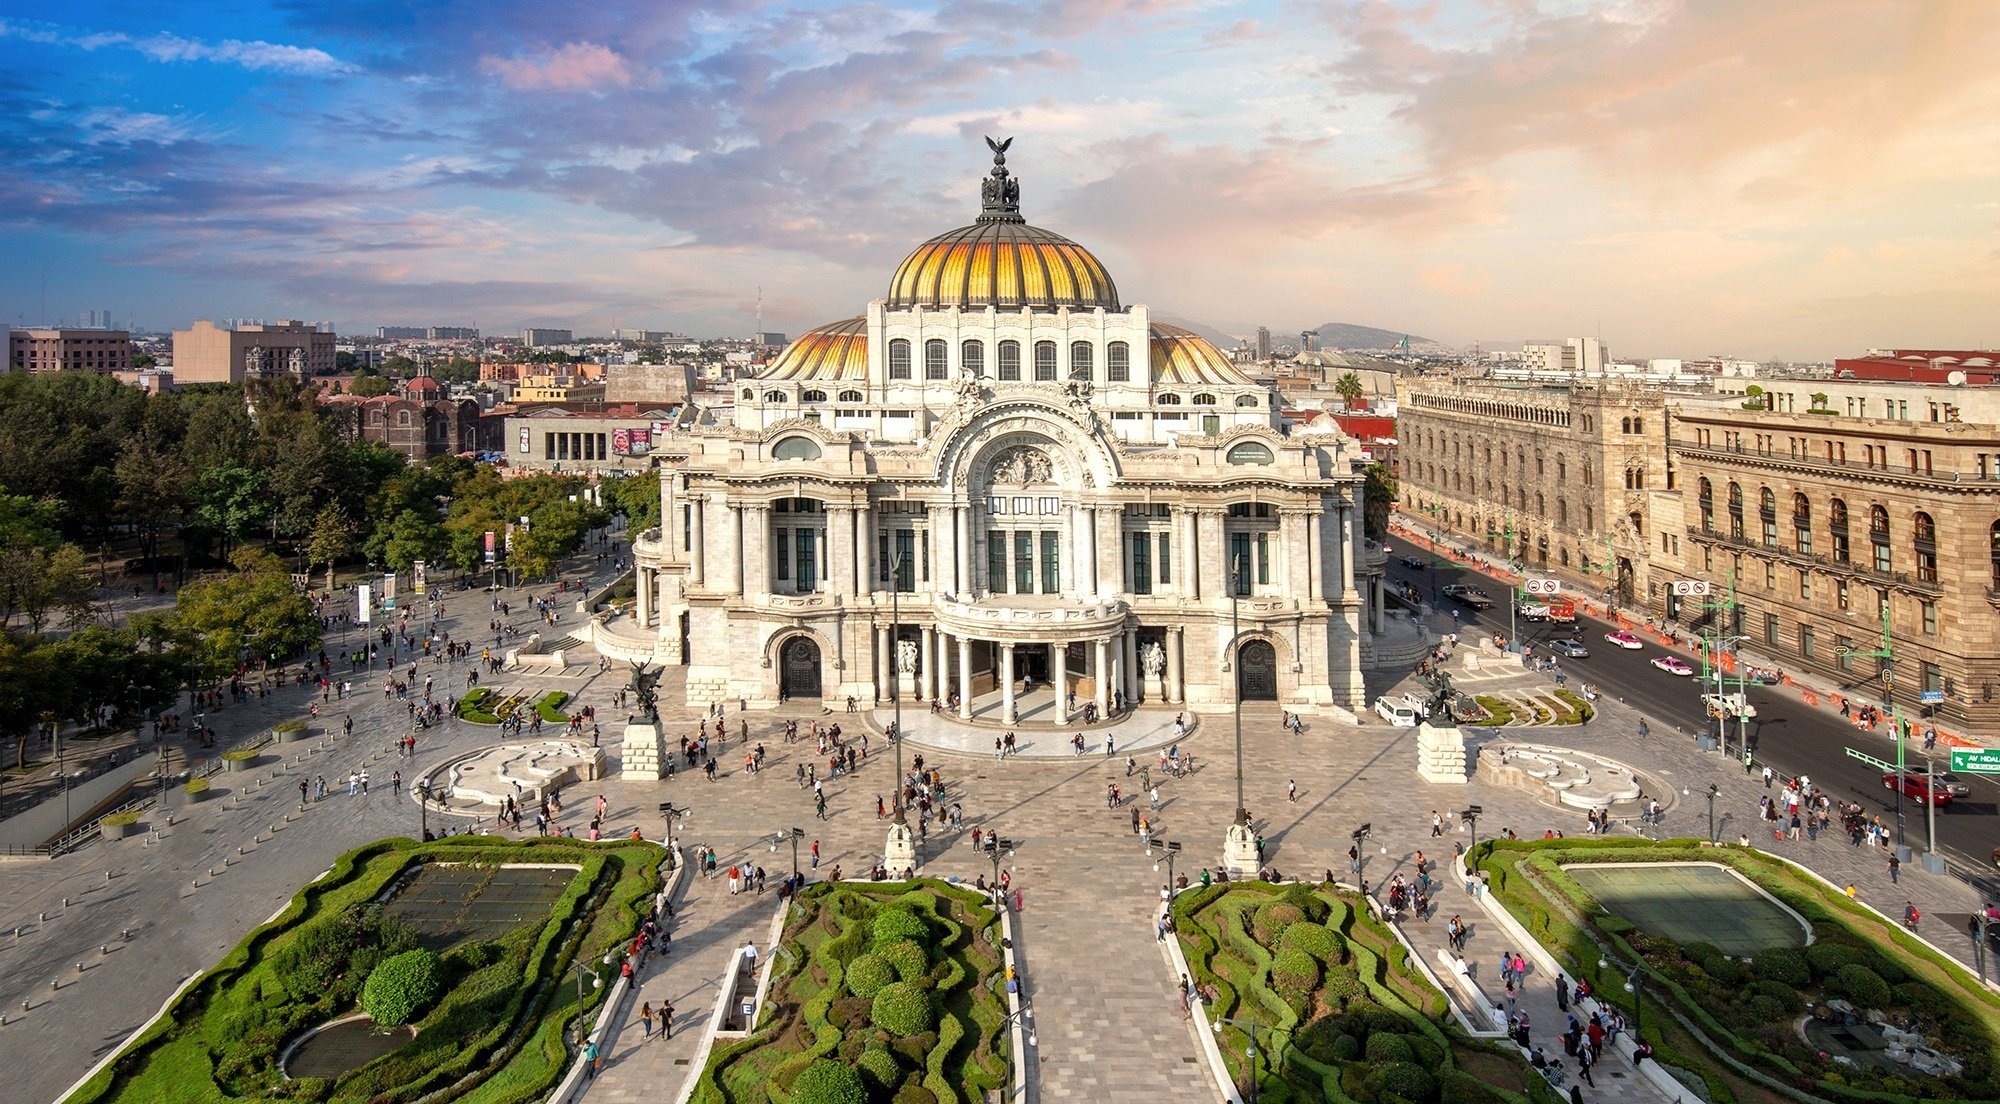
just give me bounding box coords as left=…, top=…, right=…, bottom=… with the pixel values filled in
left=763, top=318, right=868, bottom=382
left=885, top=138, right=1120, bottom=313
left=1149, top=323, right=1256, bottom=386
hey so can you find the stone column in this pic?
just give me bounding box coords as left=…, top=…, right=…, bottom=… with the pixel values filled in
left=1081, top=507, right=1100, bottom=596
left=1166, top=628, right=1184, bottom=703
left=935, top=629, right=952, bottom=707
left=856, top=504, right=874, bottom=596
left=830, top=506, right=856, bottom=597
left=689, top=496, right=706, bottom=586
left=636, top=566, right=653, bottom=626
left=957, top=636, right=973, bottom=720
left=1001, top=644, right=1017, bottom=724
left=1095, top=506, right=1118, bottom=598
left=876, top=626, right=891, bottom=702
left=1051, top=641, right=1069, bottom=723
left=1339, top=502, right=1356, bottom=597
left=1124, top=630, right=1141, bottom=705
left=745, top=504, right=770, bottom=598
left=1373, top=578, right=1387, bottom=634
left=920, top=625, right=937, bottom=701
left=1182, top=508, right=1201, bottom=599
left=720, top=501, right=743, bottom=596
left=1199, top=510, right=1225, bottom=601
left=1305, top=507, right=1322, bottom=603
left=955, top=507, right=972, bottom=598
left=1093, top=639, right=1111, bottom=718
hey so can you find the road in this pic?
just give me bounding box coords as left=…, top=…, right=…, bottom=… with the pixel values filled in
left=1387, top=549, right=2000, bottom=896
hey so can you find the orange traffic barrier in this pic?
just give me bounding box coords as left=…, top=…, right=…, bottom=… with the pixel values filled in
left=1803, top=692, right=1818, bottom=706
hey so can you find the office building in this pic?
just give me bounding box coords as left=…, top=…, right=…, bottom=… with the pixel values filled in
left=172, top=320, right=336, bottom=383
left=9, top=327, right=133, bottom=373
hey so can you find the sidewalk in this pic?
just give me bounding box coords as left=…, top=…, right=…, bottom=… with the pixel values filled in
left=871, top=701, right=1198, bottom=759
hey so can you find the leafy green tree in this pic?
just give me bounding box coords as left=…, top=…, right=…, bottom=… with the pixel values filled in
left=306, top=505, right=357, bottom=592
left=0, top=632, right=52, bottom=770
left=115, top=433, right=188, bottom=582
left=1335, top=371, right=1365, bottom=409
left=377, top=509, right=448, bottom=573
left=383, top=355, right=417, bottom=376
left=1, top=543, right=95, bottom=633
left=1362, top=462, right=1396, bottom=542
left=607, top=471, right=661, bottom=531
left=0, top=371, right=147, bottom=540
left=175, top=549, right=321, bottom=676
left=349, top=375, right=392, bottom=397
left=335, top=350, right=359, bottom=374
left=192, top=466, right=271, bottom=563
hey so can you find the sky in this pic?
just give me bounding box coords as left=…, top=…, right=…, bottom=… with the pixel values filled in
left=1, top=0, right=1997, bottom=359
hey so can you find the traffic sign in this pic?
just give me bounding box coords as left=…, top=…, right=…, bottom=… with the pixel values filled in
left=1950, top=748, right=2000, bottom=774
left=1671, top=580, right=1712, bottom=597
left=1920, top=690, right=1945, bottom=705
left=1524, top=577, right=1561, bottom=595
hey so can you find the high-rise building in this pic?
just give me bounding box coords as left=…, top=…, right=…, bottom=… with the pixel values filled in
left=523, top=328, right=574, bottom=347
left=9, top=327, right=133, bottom=373
left=1520, top=337, right=1609, bottom=376
left=756, top=331, right=788, bottom=347
left=377, top=326, right=426, bottom=339
left=1256, top=326, right=1272, bottom=360
left=171, top=319, right=337, bottom=383
left=428, top=326, right=479, bottom=341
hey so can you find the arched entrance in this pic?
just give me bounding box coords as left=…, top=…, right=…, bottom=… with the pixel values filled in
left=779, top=636, right=822, bottom=699
left=1236, top=639, right=1277, bottom=701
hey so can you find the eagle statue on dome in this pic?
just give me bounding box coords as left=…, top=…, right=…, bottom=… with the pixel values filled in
left=981, top=136, right=1020, bottom=215
left=986, top=135, right=1012, bottom=158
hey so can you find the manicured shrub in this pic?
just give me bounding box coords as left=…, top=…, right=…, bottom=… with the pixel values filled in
left=1330, top=1031, right=1362, bottom=1061
left=1805, top=941, right=1866, bottom=979
left=1441, top=1069, right=1502, bottom=1104
left=1831, top=964, right=1891, bottom=1009
left=856, top=1047, right=903, bottom=1094
left=361, top=948, right=443, bottom=1027
left=1892, top=981, right=1953, bottom=1019
left=892, top=1085, right=938, bottom=1104
left=846, top=953, right=896, bottom=1000
left=1283, top=882, right=1331, bottom=923
left=878, top=939, right=929, bottom=981
left=870, top=981, right=937, bottom=1037
left=872, top=907, right=930, bottom=948
left=1365, top=1060, right=1439, bottom=1104
left=1323, top=969, right=1364, bottom=1004
left=1273, top=948, right=1321, bottom=994
left=1278, top=921, right=1340, bottom=963
left=1253, top=902, right=1305, bottom=947
left=1752, top=946, right=1809, bottom=988
left=1296, top=1015, right=1349, bottom=1063
left=271, top=904, right=416, bottom=1002
left=1364, top=1030, right=1414, bottom=1064
left=791, top=1058, right=867, bottom=1104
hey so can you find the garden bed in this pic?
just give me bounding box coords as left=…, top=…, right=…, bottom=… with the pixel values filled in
left=532, top=692, right=570, bottom=724
left=454, top=689, right=529, bottom=726
left=64, top=836, right=663, bottom=1104
left=1173, top=881, right=1551, bottom=1104
left=1472, top=838, right=2000, bottom=1104
left=692, top=879, right=1010, bottom=1104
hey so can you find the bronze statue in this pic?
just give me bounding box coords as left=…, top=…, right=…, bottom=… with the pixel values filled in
left=1431, top=670, right=1455, bottom=721
left=629, top=661, right=662, bottom=725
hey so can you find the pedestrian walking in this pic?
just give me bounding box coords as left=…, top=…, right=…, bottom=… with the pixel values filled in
left=1287, top=779, right=1298, bottom=804
left=661, top=1001, right=675, bottom=1039
left=640, top=1002, right=654, bottom=1036
left=1431, top=810, right=1443, bottom=837
left=1904, top=901, right=1921, bottom=929
left=1555, top=972, right=1569, bottom=1011
left=1889, top=852, right=1901, bottom=883
left=811, top=839, right=820, bottom=869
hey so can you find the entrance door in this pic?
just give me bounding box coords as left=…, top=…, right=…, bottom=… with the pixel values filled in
left=1236, top=639, right=1278, bottom=701
left=1017, top=645, right=1049, bottom=685
left=780, top=636, right=822, bottom=699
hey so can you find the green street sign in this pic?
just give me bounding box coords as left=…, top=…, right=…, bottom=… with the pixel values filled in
left=1950, top=748, right=2000, bottom=774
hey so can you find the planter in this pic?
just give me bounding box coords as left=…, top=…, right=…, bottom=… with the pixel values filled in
left=222, top=752, right=261, bottom=772
left=101, top=812, right=141, bottom=837
left=274, top=723, right=310, bottom=744
left=184, top=778, right=211, bottom=801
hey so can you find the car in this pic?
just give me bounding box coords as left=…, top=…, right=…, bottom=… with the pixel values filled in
left=1934, top=772, right=1973, bottom=798
left=1375, top=697, right=1421, bottom=727
left=1604, top=630, right=1643, bottom=649
left=1701, top=692, right=1757, bottom=719
left=1441, top=584, right=1494, bottom=609
left=1549, top=639, right=1589, bottom=658
left=1882, top=773, right=1953, bottom=808
left=1651, top=656, right=1695, bottom=676
left=1400, top=556, right=1427, bottom=569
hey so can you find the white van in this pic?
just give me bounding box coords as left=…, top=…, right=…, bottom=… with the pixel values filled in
left=1375, top=697, right=1421, bottom=727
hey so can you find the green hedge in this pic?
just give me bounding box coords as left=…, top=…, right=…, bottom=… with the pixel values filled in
left=533, top=692, right=571, bottom=724
left=362, top=949, right=443, bottom=1027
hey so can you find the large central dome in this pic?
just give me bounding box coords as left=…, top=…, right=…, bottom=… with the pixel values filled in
left=885, top=139, right=1121, bottom=313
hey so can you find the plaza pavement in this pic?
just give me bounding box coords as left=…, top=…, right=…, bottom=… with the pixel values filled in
left=2, top=535, right=1990, bottom=1104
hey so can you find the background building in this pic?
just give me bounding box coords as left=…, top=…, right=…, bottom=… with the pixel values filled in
left=428, top=326, right=479, bottom=341
left=377, top=326, right=426, bottom=339
left=501, top=403, right=687, bottom=473
left=172, top=319, right=336, bottom=383
left=523, top=328, right=574, bottom=347
left=8, top=327, right=131, bottom=373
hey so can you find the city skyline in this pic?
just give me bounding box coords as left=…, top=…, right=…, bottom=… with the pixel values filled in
left=2, top=0, right=1996, bottom=359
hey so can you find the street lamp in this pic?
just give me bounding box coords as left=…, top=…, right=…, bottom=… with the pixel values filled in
left=1839, top=620, right=1908, bottom=848
left=417, top=783, right=432, bottom=840
left=770, top=826, right=804, bottom=879
left=658, top=802, right=690, bottom=860
left=569, top=954, right=610, bottom=1044
left=1351, top=823, right=1372, bottom=879
left=1971, top=909, right=1991, bottom=985
left=1210, top=1014, right=1294, bottom=1104
left=1000, top=1005, right=1036, bottom=1048
left=1460, top=807, right=1481, bottom=853
left=1150, top=839, right=1183, bottom=892
left=987, top=835, right=1015, bottom=904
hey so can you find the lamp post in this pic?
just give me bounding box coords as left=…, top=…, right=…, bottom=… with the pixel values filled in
left=987, top=835, right=1015, bottom=906
left=770, top=826, right=804, bottom=879
left=1704, top=784, right=1719, bottom=843
left=417, top=784, right=431, bottom=840
left=884, top=553, right=917, bottom=879
left=1351, top=823, right=1372, bottom=880
left=1150, top=839, right=1183, bottom=892
left=1220, top=566, right=1257, bottom=877
left=569, top=956, right=608, bottom=1045
left=1460, top=807, right=1480, bottom=853
left=1210, top=1015, right=1294, bottom=1104
left=1972, top=909, right=1991, bottom=985
left=1839, top=620, right=1907, bottom=848
left=657, top=802, right=689, bottom=859
left=1622, top=962, right=1645, bottom=1043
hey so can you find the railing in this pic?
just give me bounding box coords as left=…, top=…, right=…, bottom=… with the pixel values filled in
left=1680, top=527, right=1942, bottom=594
left=1670, top=438, right=1995, bottom=486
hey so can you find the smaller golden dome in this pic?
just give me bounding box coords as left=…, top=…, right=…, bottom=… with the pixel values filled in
left=1149, top=323, right=1256, bottom=386
left=762, top=318, right=867, bottom=382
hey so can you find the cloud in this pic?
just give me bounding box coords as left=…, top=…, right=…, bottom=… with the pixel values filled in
left=0, top=19, right=352, bottom=74
left=480, top=42, right=635, bottom=91
left=1419, top=263, right=1491, bottom=298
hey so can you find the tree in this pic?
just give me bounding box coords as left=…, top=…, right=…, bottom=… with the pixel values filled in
left=174, top=549, right=322, bottom=677
left=607, top=471, right=661, bottom=531
left=191, top=466, right=271, bottom=563
left=1335, top=372, right=1365, bottom=409
left=349, top=375, right=392, bottom=397
left=383, top=355, right=417, bottom=376
left=115, top=434, right=188, bottom=585
left=1362, top=462, right=1397, bottom=542
left=130, top=351, right=157, bottom=370
left=305, top=505, right=357, bottom=592
left=1, top=543, right=95, bottom=633
left=0, top=632, right=52, bottom=770
left=335, top=350, right=360, bottom=374
left=378, top=509, right=448, bottom=573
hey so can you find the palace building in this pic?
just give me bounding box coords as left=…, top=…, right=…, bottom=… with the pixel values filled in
left=607, top=142, right=1386, bottom=719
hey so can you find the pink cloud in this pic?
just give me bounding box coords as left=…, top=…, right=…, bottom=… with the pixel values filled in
left=1419, top=263, right=1491, bottom=298
left=479, top=42, right=633, bottom=91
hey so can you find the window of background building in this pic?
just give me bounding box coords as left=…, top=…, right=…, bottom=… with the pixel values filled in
left=1922, top=601, right=1937, bottom=635
left=1764, top=612, right=1779, bottom=646
left=961, top=340, right=984, bottom=377
left=998, top=340, right=1021, bottom=380
left=925, top=338, right=948, bottom=379
left=1798, top=570, right=1811, bottom=599
left=1107, top=341, right=1129, bottom=382
left=888, top=338, right=911, bottom=379
left=1836, top=635, right=1854, bottom=670
left=1799, top=625, right=1815, bottom=658
left=1764, top=561, right=1775, bottom=590
left=1836, top=579, right=1850, bottom=610
left=1034, top=341, right=1057, bottom=381
left=1069, top=341, right=1092, bottom=381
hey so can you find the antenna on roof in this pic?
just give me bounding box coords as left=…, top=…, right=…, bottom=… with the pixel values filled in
left=755, top=286, right=763, bottom=341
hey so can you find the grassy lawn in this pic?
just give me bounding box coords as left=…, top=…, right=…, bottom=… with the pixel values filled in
left=1473, top=838, right=2000, bottom=1104
left=533, top=692, right=570, bottom=724
left=65, top=836, right=663, bottom=1104
left=692, top=879, right=1010, bottom=1104
left=1173, top=881, right=1553, bottom=1104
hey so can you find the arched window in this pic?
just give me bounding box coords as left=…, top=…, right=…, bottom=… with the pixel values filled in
left=1620, top=418, right=1631, bottom=434
left=1557, top=498, right=1569, bottom=528
left=998, top=340, right=1021, bottom=381
left=837, top=389, right=863, bottom=403
left=800, top=389, right=826, bottom=403
left=772, top=436, right=822, bottom=461
left=763, top=390, right=787, bottom=403
left=1535, top=492, right=1545, bottom=517
left=1869, top=505, right=1891, bottom=572
left=741, top=388, right=755, bottom=401
left=961, top=340, right=984, bottom=377
left=1991, top=521, right=2000, bottom=588
left=1107, top=341, right=1129, bottom=381
left=924, top=338, right=948, bottom=380
left=1557, top=456, right=1567, bottom=482
left=1069, top=340, right=1092, bottom=380
left=1759, top=487, right=1777, bottom=546
left=397, top=410, right=411, bottom=427
left=888, top=338, right=911, bottom=380
left=1033, top=340, right=1057, bottom=381
left=1629, top=511, right=1644, bottom=538
left=1829, top=498, right=1850, bottom=562
left=1727, top=482, right=1744, bottom=539
left=1226, top=441, right=1274, bottom=465
left=1913, top=511, right=1937, bottom=583
left=1697, top=478, right=1713, bottom=531
left=1632, top=417, right=1643, bottom=433
left=1235, top=394, right=1258, bottom=407
left=1793, top=493, right=1812, bottom=555
left=1157, top=393, right=1182, bottom=406
left=1193, top=393, right=1217, bottom=405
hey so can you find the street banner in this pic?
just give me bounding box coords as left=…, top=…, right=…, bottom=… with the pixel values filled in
left=412, top=560, right=427, bottom=595
left=505, top=522, right=515, bottom=552
left=358, top=584, right=372, bottom=624
left=382, top=572, right=397, bottom=611
left=484, top=530, right=496, bottom=564
left=519, top=426, right=531, bottom=454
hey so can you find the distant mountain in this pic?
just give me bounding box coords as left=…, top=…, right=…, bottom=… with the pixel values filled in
left=1151, top=314, right=1245, bottom=351
left=1310, top=322, right=1433, bottom=351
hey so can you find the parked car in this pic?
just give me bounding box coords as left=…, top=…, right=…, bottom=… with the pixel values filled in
left=1651, top=656, right=1695, bottom=676
left=1376, top=697, right=1421, bottom=727
left=1441, top=584, right=1494, bottom=609
left=1548, top=638, right=1590, bottom=658
left=1882, top=773, right=1953, bottom=808
left=1604, top=630, right=1644, bottom=649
